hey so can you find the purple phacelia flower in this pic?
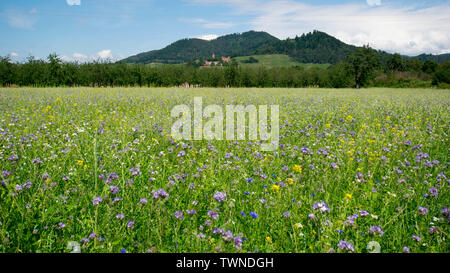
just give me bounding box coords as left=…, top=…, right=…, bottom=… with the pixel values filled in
left=429, top=187, right=438, bottom=197
left=234, top=236, right=243, bottom=249
left=313, top=201, right=330, bottom=213
left=359, top=210, right=369, bottom=217
left=93, top=196, right=103, bottom=206
left=418, top=206, right=429, bottom=216
left=116, top=213, right=124, bottom=219
left=126, top=221, right=135, bottom=228
left=152, top=188, right=169, bottom=200
left=223, top=230, right=233, bottom=241
left=110, top=185, right=119, bottom=194
left=1, top=171, right=12, bottom=178
left=213, top=191, right=227, bottom=202
left=213, top=228, right=224, bottom=235
left=130, top=167, right=141, bottom=176
left=428, top=226, right=440, bottom=234
left=337, top=240, right=354, bottom=252
left=174, top=211, right=184, bottom=220
left=368, top=225, right=384, bottom=236
left=32, top=158, right=43, bottom=164
left=207, top=210, right=219, bottom=220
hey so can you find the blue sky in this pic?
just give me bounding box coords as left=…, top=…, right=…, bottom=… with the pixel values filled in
left=1, top=0, right=449, bottom=61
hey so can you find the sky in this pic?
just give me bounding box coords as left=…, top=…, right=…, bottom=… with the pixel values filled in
left=1, top=0, right=449, bottom=62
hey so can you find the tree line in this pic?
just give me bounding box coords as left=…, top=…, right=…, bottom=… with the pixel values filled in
left=1, top=47, right=449, bottom=88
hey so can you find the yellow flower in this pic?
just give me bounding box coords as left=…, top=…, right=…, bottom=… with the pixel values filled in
left=266, top=237, right=272, bottom=243
left=271, top=184, right=280, bottom=192
left=294, top=223, right=303, bottom=229
left=73, top=103, right=78, bottom=107
left=76, top=160, right=84, bottom=167
left=345, top=193, right=352, bottom=199
left=287, top=178, right=294, bottom=185
left=293, top=164, right=302, bottom=173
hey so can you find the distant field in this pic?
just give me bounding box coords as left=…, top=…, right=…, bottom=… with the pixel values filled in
left=0, top=87, right=448, bottom=253
left=234, top=54, right=331, bottom=69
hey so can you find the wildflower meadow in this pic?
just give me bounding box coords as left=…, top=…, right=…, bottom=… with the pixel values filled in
left=0, top=87, right=448, bottom=253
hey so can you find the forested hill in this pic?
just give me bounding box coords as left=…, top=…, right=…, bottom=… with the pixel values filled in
left=256, top=31, right=358, bottom=64
left=122, top=31, right=279, bottom=64
left=121, top=30, right=449, bottom=65
left=408, top=53, right=450, bottom=63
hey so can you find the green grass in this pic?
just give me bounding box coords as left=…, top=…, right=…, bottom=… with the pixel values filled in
left=0, top=87, right=448, bottom=253
left=233, top=54, right=330, bottom=69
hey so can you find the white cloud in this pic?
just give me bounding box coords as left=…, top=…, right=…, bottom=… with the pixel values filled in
left=61, top=53, right=88, bottom=62
left=96, top=49, right=113, bottom=59
left=182, top=18, right=236, bottom=29
left=61, top=55, right=72, bottom=62
left=73, top=52, right=87, bottom=59
left=10, top=52, right=19, bottom=57
left=189, top=0, right=450, bottom=55
left=60, top=50, right=123, bottom=62
left=29, top=8, right=38, bottom=15
left=66, top=0, right=81, bottom=6
left=367, top=0, right=381, bottom=6
left=4, top=8, right=38, bottom=29
left=195, top=34, right=219, bottom=40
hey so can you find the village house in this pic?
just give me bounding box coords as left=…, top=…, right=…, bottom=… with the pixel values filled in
left=203, top=53, right=231, bottom=67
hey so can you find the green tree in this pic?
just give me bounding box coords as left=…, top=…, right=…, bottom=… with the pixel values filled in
left=386, top=53, right=405, bottom=72
left=345, top=45, right=381, bottom=88
left=47, top=53, right=62, bottom=86
left=432, top=62, right=450, bottom=86
left=328, top=63, right=352, bottom=88
left=0, top=56, right=14, bottom=86
left=422, top=60, right=437, bottom=74
left=224, top=60, right=238, bottom=86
